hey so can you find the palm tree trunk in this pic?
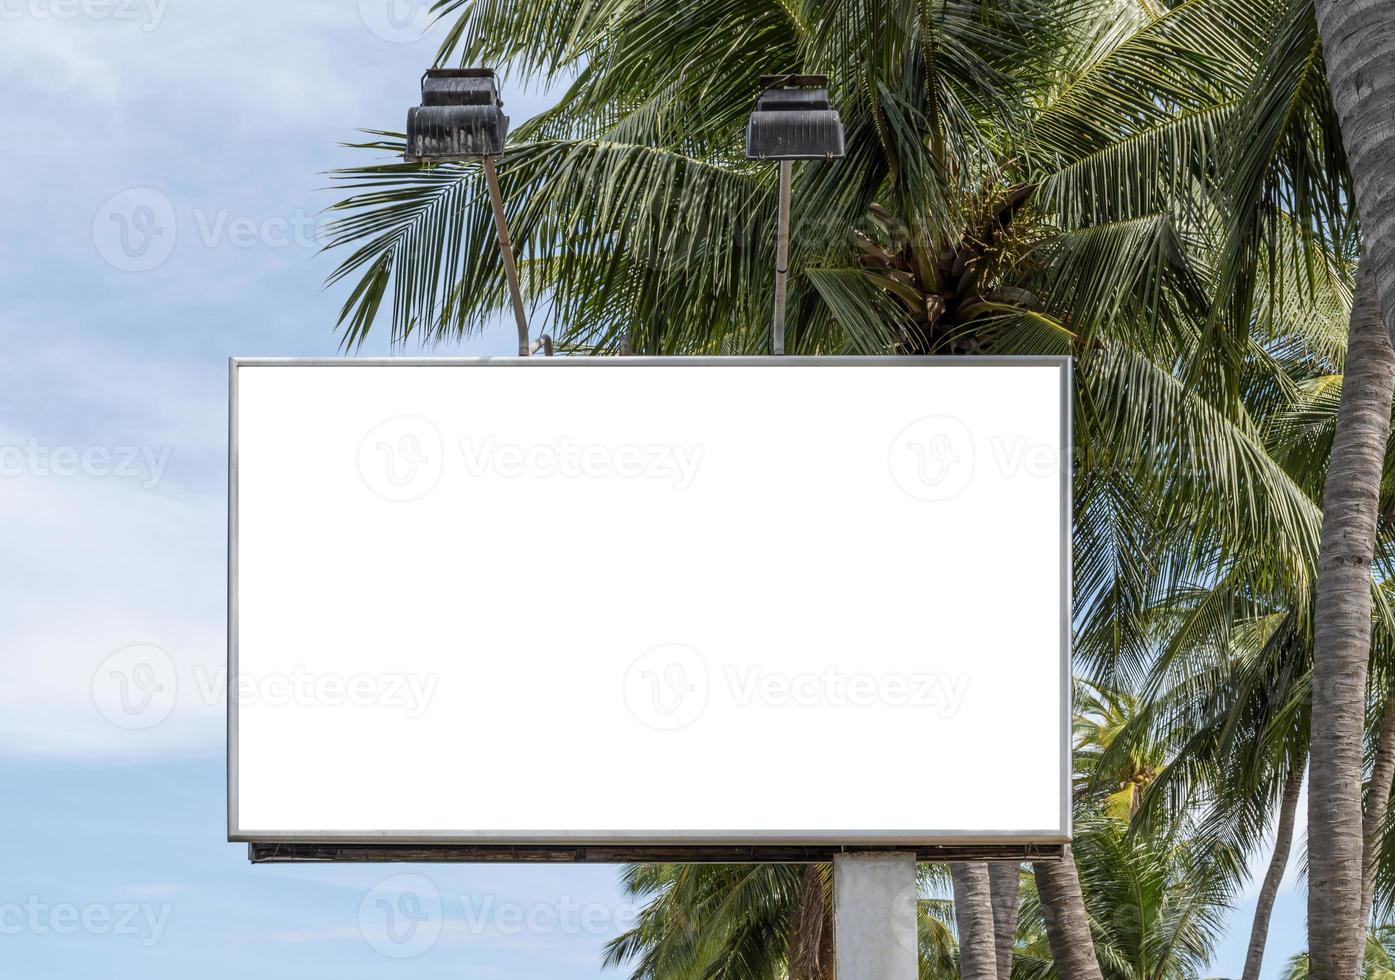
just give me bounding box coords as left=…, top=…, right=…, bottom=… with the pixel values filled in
left=1032, top=849, right=1103, bottom=980
left=951, top=862, right=998, bottom=980
left=1306, top=261, right=1395, bottom=978
left=988, top=863, right=1020, bottom=980
left=1312, top=0, right=1395, bottom=964
left=1313, top=0, right=1395, bottom=347
left=1242, top=762, right=1305, bottom=980
left=1311, top=0, right=1395, bottom=961
left=1361, top=679, right=1395, bottom=926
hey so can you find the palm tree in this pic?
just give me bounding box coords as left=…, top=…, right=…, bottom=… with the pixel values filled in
left=321, top=0, right=1366, bottom=971
left=1285, top=924, right=1395, bottom=979
left=1105, top=556, right=1395, bottom=977
left=1014, top=685, right=1237, bottom=980
left=601, top=677, right=1241, bottom=980
left=1041, top=0, right=1395, bottom=969
left=1075, top=682, right=1167, bottom=822
left=1307, top=265, right=1395, bottom=977
left=1229, top=0, right=1395, bottom=968
left=1097, top=610, right=1309, bottom=980
left=602, top=863, right=959, bottom=980
left=1016, top=814, right=1235, bottom=980
left=950, top=863, right=998, bottom=980
left=1030, top=849, right=1106, bottom=980
left=988, top=863, right=1022, bottom=980
left=1177, top=0, right=1395, bottom=963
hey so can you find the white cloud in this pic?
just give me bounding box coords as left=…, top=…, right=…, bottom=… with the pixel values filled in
left=0, top=327, right=226, bottom=759
left=0, top=468, right=226, bottom=758
left=0, top=0, right=547, bottom=761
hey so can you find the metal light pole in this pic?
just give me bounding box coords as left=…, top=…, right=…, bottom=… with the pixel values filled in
left=482, top=157, right=532, bottom=356
left=749, top=75, right=914, bottom=980
left=745, top=75, right=845, bottom=355
left=772, top=159, right=793, bottom=355
left=406, top=68, right=532, bottom=356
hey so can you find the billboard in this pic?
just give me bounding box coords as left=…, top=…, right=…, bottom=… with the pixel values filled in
left=229, top=357, right=1070, bottom=856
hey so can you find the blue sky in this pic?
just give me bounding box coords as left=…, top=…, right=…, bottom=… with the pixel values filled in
left=0, top=0, right=1307, bottom=975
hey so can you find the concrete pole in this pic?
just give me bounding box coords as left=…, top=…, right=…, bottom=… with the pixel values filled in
left=833, top=852, right=918, bottom=980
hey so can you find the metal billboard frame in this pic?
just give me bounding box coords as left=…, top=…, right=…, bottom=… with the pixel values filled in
left=228, top=355, right=1073, bottom=863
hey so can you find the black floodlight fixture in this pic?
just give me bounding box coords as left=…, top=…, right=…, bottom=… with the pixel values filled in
left=404, top=68, right=531, bottom=355
left=406, top=69, right=508, bottom=161
left=745, top=76, right=845, bottom=355
left=744, top=75, right=845, bottom=161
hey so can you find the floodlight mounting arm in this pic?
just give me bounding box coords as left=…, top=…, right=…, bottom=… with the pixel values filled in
left=481, top=156, right=531, bottom=357
left=772, top=160, right=793, bottom=356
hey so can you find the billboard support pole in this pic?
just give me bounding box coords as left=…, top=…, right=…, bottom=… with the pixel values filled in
left=832, top=852, right=918, bottom=980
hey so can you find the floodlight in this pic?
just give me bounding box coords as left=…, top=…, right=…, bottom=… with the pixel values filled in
left=405, top=68, right=531, bottom=355
left=406, top=69, right=508, bottom=161
left=745, top=76, right=845, bottom=355
left=744, top=76, right=845, bottom=161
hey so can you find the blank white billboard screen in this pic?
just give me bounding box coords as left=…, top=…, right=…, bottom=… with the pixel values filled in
left=230, top=358, right=1070, bottom=845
